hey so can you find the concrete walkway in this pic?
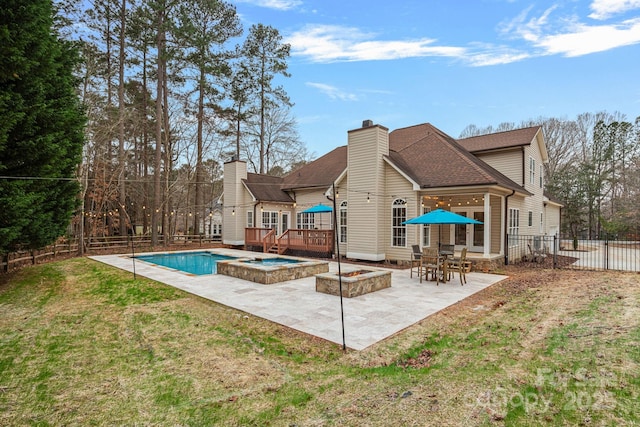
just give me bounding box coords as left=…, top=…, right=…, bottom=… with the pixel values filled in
left=90, top=249, right=507, bottom=350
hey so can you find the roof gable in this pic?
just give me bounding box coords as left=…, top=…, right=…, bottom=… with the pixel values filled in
left=281, top=146, right=347, bottom=190
left=388, top=123, right=528, bottom=193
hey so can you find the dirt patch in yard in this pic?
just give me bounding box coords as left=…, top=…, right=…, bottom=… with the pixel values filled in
left=352, top=266, right=639, bottom=367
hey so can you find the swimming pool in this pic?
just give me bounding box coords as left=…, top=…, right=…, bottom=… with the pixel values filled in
left=135, top=251, right=237, bottom=275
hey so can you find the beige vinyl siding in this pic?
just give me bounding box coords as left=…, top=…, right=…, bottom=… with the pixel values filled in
left=222, top=160, right=248, bottom=244
left=383, top=163, right=416, bottom=262
left=490, top=195, right=501, bottom=254
left=522, top=144, right=546, bottom=235
left=507, top=195, right=526, bottom=240
left=346, top=125, right=388, bottom=260
left=544, top=203, right=561, bottom=235
left=293, top=189, right=333, bottom=229
left=475, top=149, right=523, bottom=185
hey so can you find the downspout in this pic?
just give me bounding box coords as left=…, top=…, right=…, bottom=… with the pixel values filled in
left=521, top=146, right=526, bottom=185
left=253, top=201, right=260, bottom=226
left=504, top=190, right=515, bottom=265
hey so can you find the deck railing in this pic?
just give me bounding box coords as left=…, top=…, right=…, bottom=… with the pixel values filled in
left=244, top=228, right=334, bottom=257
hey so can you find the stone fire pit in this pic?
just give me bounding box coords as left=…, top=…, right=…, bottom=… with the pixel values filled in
left=315, top=269, right=391, bottom=298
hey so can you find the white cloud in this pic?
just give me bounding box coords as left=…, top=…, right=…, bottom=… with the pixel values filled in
left=536, top=18, right=640, bottom=56
left=465, top=48, right=531, bottom=66
left=589, top=0, right=640, bottom=20
left=501, top=5, right=559, bottom=42
left=306, top=82, right=358, bottom=101
left=501, top=5, right=640, bottom=57
left=286, top=24, right=466, bottom=63
left=235, top=0, right=302, bottom=11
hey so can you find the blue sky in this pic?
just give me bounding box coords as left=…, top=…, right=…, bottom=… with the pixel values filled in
left=233, top=0, right=640, bottom=157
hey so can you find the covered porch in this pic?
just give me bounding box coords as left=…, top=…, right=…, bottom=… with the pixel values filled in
left=413, top=190, right=510, bottom=264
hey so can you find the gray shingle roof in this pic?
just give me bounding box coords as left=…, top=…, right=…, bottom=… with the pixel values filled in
left=388, top=123, right=529, bottom=193
left=457, top=126, right=541, bottom=153
left=243, top=173, right=295, bottom=203
left=257, top=122, right=535, bottom=202
left=281, top=146, right=347, bottom=190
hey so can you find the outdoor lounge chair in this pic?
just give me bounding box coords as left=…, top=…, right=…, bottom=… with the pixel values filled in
left=448, top=247, right=468, bottom=285
left=526, top=242, right=547, bottom=263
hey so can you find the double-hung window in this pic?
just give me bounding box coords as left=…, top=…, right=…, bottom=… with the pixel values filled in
left=262, top=211, right=278, bottom=230
left=339, top=201, right=347, bottom=243
left=392, top=199, right=407, bottom=247
left=421, top=206, right=431, bottom=247
left=529, top=157, right=536, bottom=185
left=296, top=212, right=314, bottom=229
left=508, top=208, right=519, bottom=246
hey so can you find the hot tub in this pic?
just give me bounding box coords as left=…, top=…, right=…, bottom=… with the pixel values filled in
left=217, top=256, right=329, bottom=284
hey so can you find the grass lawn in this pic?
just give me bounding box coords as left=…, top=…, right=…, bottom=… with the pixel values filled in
left=0, top=257, right=638, bottom=426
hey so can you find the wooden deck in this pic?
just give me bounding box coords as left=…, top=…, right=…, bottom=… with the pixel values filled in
left=244, top=228, right=334, bottom=256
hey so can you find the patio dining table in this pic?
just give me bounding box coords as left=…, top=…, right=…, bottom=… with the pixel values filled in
left=421, top=248, right=449, bottom=284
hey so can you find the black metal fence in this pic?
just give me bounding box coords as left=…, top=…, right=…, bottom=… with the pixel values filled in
left=507, top=234, right=640, bottom=272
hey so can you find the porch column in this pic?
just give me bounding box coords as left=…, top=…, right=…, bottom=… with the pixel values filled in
left=484, top=192, right=491, bottom=257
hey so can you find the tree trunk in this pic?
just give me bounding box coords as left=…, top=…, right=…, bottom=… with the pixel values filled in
left=117, top=0, right=127, bottom=237
left=152, top=6, right=164, bottom=246
left=194, top=68, right=205, bottom=235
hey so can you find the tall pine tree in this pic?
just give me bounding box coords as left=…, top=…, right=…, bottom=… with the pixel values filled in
left=0, top=0, right=85, bottom=253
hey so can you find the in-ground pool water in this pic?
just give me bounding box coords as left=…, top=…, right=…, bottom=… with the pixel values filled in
left=135, top=251, right=237, bottom=275
left=217, top=256, right=329, bottom=284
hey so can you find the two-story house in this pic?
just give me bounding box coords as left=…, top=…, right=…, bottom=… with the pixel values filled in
left=222, top=120, right=561, bottom=269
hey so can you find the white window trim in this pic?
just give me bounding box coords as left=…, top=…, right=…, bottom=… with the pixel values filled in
left=262, top=210, right=278, bottom=230
left=247, top=211, right=253, bottom=228
left=422, top=206, right=431, bottom=247
left=508, top=208, right=519, bottom=247
left=539, top=164, right=544, bottom=188
left=391, top=198, right=407, bottom=248
left=339, top=201, right=347, bottom=244
left=296, top=212, right=315, bottom=230
left=529, top=157, right=536, bottom=185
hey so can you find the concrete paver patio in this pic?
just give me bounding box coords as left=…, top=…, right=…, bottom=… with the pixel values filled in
left=90, top=249, right=508, bottom=350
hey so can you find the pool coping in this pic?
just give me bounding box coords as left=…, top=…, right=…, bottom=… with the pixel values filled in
left=90, top=248, right=508, bottom=351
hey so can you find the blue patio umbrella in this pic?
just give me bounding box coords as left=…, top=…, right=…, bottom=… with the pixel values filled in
left=403, top=208, right=483, bottom=225
left=302, top=203, right=333, bottom=228
left=403, top=208, right=483, bottom=249
left=301, top=203, right=333, bottom=214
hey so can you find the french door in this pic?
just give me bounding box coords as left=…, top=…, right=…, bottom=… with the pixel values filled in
left=452, top=209, right=485, bottom=252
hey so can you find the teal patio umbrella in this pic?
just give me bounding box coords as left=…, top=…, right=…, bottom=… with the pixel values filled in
left=301, top=203, right=333, bottom=214
left=302, top=203, right=333, bottom=228
left=403, top=208, right=483, bottom=248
